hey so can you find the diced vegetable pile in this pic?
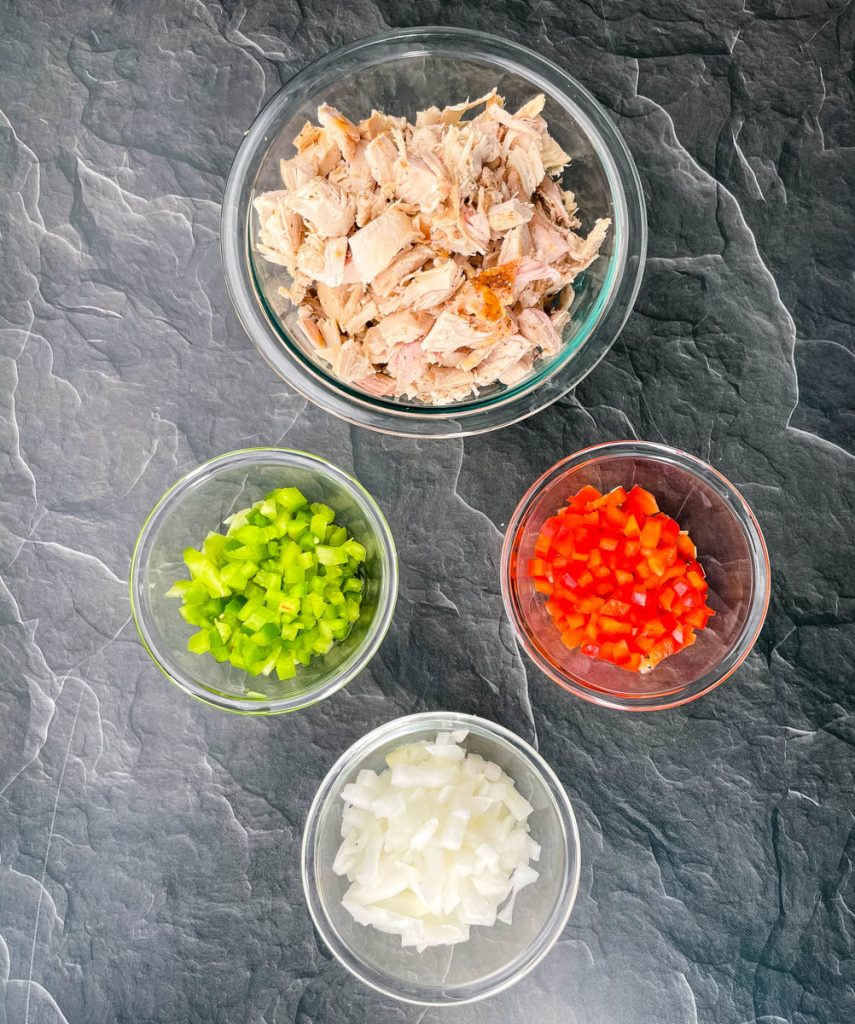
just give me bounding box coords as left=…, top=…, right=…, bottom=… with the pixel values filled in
left=334, top=730, right=540, bottom=950
left=527, top=484, right=715, bottom=672
left=167, top=487, right=366, bottom=681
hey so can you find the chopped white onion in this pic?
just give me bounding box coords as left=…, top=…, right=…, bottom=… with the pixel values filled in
left=334, top=730, right=540, bottom=950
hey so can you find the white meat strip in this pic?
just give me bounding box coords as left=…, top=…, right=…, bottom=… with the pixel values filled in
left=487, top=198, right=533, bottom=234
left=364, top=310, right=433, bottom=362
left=365, top=134, right=399, bottom=186
left=348, top=206, right=416, bottom=284
left=284, top=178, right=356, bottom=238
left=317, top=104, right=360, bottom=161
left=517, top=307, right=562, bottom=356
left=397, top=260, right=462, bottom=312
left=421, top=310, right=494, bottom=354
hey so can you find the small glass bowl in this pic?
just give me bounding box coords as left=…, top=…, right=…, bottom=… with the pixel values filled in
left=501, top=442, right=771, bottom=711
left=301, top=712, right=580, bottom=1005
left=129, top=449, right=398, bottom=714
left=222, top=26, right=646, bottom=437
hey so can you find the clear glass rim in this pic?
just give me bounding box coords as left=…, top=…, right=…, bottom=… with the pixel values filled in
left=221, top=26, right=647, bottom=438
left=129, top=448, right=399, bottom=715
left=301, top=711, right=581, bottom=1005
left=500, top=441, right=772, bottom=711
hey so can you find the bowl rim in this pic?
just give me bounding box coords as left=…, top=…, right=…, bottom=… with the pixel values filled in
left=500, top=440, right=772, bottom=711
left=221, top=25, right=647, bottom=438
left=129, top=447, right=399, bottom=715
left=301, top=711, right=581, bottom=1005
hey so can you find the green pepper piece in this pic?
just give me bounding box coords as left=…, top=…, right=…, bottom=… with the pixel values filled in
left=343, top=577, right=363, bottom=593
left=275, top=654, right=296, bottom=680
left=184, top=548, right=231, bottom=598
left=187, top=630, right=211, bottom=655
left=250, top=623, right=280, bottom=646
left=325, top=525, right=348, bottom=547
left=165, top=579, right=193, bottom=599
left=203, top=532, right=228, bottom=563
left=344, top=539, right=366, bottom=562
left=272, top=487, right=308, bottom=512
left=316, top=545, right=348, bottom=566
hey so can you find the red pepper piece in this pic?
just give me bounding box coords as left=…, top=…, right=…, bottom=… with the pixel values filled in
left=626, top=485, right=659, bottom=517
left=639, top=518, right=662, bottom=549
left=677, top=533, right=696, bottom=560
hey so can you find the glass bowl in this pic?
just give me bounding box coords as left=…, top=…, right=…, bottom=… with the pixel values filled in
left=221, top=26, right=646, bottom=437
left=301, top=712, right=580, bottom=1005
left=129, top=449, right=398, bottom=714
left=500, top=442, right=771, bottom=711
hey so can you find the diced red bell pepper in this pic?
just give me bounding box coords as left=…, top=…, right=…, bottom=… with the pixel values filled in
left=639, top=518, right=662, bottom=549
left=524, top=482, right=712, bottom=674
left=626, top=485, right=660, bottom=517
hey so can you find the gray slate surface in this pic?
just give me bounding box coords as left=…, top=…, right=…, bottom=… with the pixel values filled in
left=1, top=2, right=853, bottom=1022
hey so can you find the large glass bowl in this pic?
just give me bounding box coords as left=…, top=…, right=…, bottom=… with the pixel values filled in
left=301, top=712, right=580, bottom=1005
left=501, top=442, right=771, bottom=711
left=129, top=449, right=398, bottom=714
left=222, top=27, right=646, bottom=437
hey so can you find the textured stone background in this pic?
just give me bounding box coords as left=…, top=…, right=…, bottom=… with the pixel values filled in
left=1, top=2, right=853, bottom=1022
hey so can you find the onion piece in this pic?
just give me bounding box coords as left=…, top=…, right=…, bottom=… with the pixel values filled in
left=334, top=731, right=539, bottom=950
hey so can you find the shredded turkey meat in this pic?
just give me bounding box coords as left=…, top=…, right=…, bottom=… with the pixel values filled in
left=253, top=91, right=610, bottom=404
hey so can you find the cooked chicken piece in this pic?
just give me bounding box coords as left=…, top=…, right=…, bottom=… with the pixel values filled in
left=474, top=334, right=531, bottom=385
left=394, top=153, right=450, bottom=212
left=297, top=131, right=342, bottom=178
left=439, top=90, right=499, bottom=125
left=355, top=373, right=397, bottom=397
left=355, top=189, right=388, bottom=229
left=254, top=192, right=303, bottom=268
left=279, top=156, right=316, bottom=191
left=360, top=110, right=395, bottom=139
left=372, top=245, right=435, bottom=296
left=507, top=145, right=545, bottom=200
left=254, top=93, right=609, bottom=404
left=496, top=223, right=533, bottom=265
left=284, top=178, right=356, bottom=238
left=365, top=134, right=399, bottom=186
left=517, top=307, right=562, bottom=356
left=550, top=285, right=576, bottom=333
left=297, top=306, right=325, bottom=349
left=514, top=257, right=562, bottom=297
left=365, top=310, right=433, bottom=362
left=416, top=106, right=442, bottom=127
left=296, top=234, right=348, bottom=287
left=387, top=339, right=429, bottom=391
left=341, top=298, right=378, bottom=336
left=487, top=198, right=534, bottom=234
left=537, top=176, right=571, bottom=226
left=565, top=218, right=612, bottom=271
left=331, top=340, right=372, bottom=382
left=421, top=310, right=495, bottom=354
left=499, top=353, right=534, bottom=385
left=294, top=121, right=322, bottom=151
left=539, top=134, right=571, bottom=173
left=486, top=103, right=542, bottom=139
left=530, top=211, right=572, bottom=263
left=316, top=282, right=369, bottom=329
left=514, top=94, right=546, bottom=119
left=317, top=104, right=360, bottom=162
left=348, top=206, right=416, bottom=283
left=398, top=260, right=462, bottom=311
